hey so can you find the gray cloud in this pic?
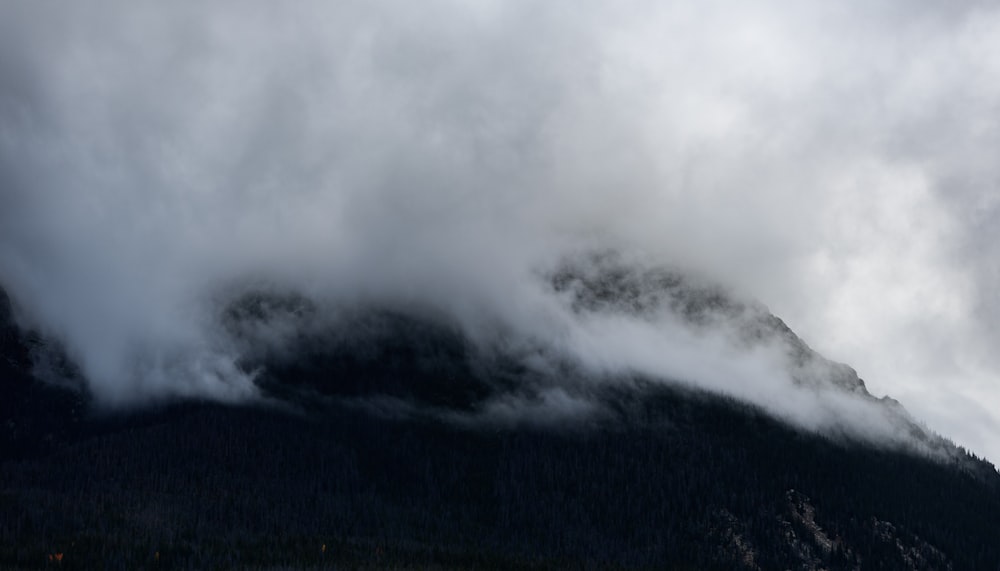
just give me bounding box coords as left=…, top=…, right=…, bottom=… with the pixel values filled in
left=1, top=1, right=998, bottom=461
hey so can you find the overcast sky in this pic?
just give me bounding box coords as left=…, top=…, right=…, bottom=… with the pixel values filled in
left=1, top=1, right=999, bottom=462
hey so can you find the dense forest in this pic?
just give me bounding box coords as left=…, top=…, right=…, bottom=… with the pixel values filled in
left=2, top=288, right=999, bottom=570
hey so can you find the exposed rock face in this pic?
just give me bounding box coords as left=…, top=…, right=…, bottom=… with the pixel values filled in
left=711, top=489, right=957, bottom=571
left=709, top=508, right=761, bottom=570
left=549, top=252, right=973, bottom=459
left=781, top=489, right=853, bottom=571
left=871, top=517, right=952, bottom=571
left=551, top=251, right=869, bottom=394
left=781, top=490, right=956, bottom=571
left=207, top=252, right=883, bottom=402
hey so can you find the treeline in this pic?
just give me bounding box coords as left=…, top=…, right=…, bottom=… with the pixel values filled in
left=2, top=292, right=999, bottom=569
left=1, top=385, right=999, bottom=570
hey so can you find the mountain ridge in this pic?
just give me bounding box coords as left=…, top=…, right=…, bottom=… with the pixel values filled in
left=1, top=269, right=999, bottom=569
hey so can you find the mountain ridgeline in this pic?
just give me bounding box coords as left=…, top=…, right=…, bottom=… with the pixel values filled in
left=1, top=256, right=998, bottom=570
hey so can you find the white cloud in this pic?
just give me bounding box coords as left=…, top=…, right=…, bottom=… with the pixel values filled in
left=1, top=0, right=998, bottom=461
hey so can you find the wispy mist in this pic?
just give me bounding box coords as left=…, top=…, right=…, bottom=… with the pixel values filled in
left=1, top=1, right=998, bottom=460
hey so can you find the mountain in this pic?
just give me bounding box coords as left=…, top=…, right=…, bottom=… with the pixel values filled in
left=1, top=261, right=999, bottom=570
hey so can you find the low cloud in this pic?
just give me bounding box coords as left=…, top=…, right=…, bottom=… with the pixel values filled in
left=1, top=1, right=998, bottom=461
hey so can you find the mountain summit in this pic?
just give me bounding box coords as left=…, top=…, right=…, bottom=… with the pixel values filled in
left=0, top=263, right=998, bottom=569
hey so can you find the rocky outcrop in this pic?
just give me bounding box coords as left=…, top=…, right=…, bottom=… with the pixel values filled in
left=550, top=251, right=869, bottom=394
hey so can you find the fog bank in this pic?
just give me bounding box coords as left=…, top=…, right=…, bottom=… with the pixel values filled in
left=2, top=1, right=999, bottom=460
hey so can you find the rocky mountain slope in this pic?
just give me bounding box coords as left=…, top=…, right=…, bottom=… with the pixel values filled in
left=1, top=263, right=998, bottom=570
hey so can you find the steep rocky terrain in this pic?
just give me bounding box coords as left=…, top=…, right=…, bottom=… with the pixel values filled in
left=1, top=268, right=998, bottom=570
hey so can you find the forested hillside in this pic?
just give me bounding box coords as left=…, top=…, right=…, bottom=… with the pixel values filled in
left=2, top=287, right=999, bottom=570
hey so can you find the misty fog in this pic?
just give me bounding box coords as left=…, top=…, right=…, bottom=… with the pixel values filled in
left=1, top=1, right=999, bottom=461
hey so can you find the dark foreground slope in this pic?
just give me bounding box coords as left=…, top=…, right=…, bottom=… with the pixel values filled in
left=4, top=390, right=1000, bottom=571
left=1, top=288, right=999, bottom=570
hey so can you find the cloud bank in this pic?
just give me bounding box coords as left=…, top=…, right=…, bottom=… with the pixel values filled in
left=1, top=1, right=999, bottom=460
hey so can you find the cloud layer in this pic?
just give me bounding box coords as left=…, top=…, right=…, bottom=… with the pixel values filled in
left=1, top=1, right=998, bottom=460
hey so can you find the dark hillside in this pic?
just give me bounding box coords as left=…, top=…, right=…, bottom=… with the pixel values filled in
left=1, top=286, right=999, bottom=570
